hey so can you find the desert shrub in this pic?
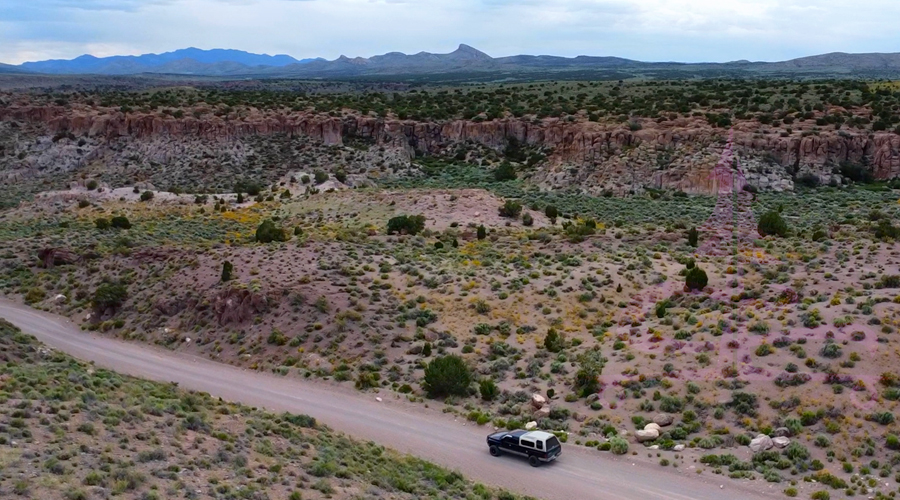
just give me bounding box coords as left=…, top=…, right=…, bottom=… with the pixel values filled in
left=498, top=200, right=522, bottom=218
left=221, top=261, right=233, bottom=282
left=493, top=162, right=516, bottom=182
left=874, top=219, right=900, bottom=240
left=95, top=218, right=110, bottom=230
left=758, top=210, right=788, bottom=237
left=313, top=170, right=328, bottom=184
left=810, top=492, right=829, bottom=500
left=687, top=227, right=699, bottom=247
left=387, top=215, right=426, bottom=236
left=820, top=342, right=842, bottom=359
left=423, top=355, right=472, bottom=398
left=609, top=436, right=629, bottom=455
left=256, top=220, right=288, bottom=243
left=878, top=275, right=900, bottom=288
left=86, top=179, right=98, bottom=190
left=334, top=170, right=347, bottom=183
left=140, top=191, right=154, bottom=202
left=477, top=225, right=486, bottom=240
left=886, top=434, right=900, bottom=450
left=93, top=282, right=128, bottom=311
left=522, top=212, right=534, bottom=226
left=868, top=412, right=895, bottom=426
left=840, top=161, right=874, bottom=183
left=685, top=267, right=708, bottom=291
left=544, top=328, right=564, bottom=353
left=77, top=199, right=90, bottom=208
left=110, top=216, right=131, bottom=229
left=729, top=392, right=759, bottom=417
left=479, top=379, right=499, bottom=401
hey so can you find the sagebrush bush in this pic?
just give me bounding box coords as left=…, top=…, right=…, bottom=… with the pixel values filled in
left=685, top=267, right=708, bottom=291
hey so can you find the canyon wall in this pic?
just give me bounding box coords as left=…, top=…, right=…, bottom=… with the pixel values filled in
left=3, top=105, right=899, bottom=193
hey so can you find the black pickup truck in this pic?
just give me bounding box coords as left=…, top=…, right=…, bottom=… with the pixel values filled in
left=486, top=430, right=562, bottom=467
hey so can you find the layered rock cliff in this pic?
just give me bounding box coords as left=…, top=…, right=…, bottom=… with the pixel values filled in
left=2, top=105, right=898, bottom=194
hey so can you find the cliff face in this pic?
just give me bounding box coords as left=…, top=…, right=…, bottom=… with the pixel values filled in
left=3, top=105, right=899, bottom=192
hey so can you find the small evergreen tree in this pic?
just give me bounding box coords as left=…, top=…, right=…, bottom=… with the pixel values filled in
left=493, top=162, right=517, bottom=182
left=544, top=328, right=564, bottom=353
left=237, top=192, right=244, bottom=203
left=221, top=261, right=234, bottom=282
left=685, top=267, right=708, bottom=291
left=423, top=355, right=472, bottom=398
left=479, top=379, right=499, bottom=401
left=93, top=282, right=128, bottom=311
left=522, top=212, right=534, bottom=226
left=256, top=220, right=288, bottom=243
left=140, top=191, right=154, bottom=202
left=110, top=216, right=131, bottom=229
left=759, top=210, right=788, bottom=237
left=476, top=225, right=486, bottom=240
left=545, top=205, right=559, bottom=221
left=687, top=227, right=699, bottom=247
left=387, top=215, right=426, bottom=235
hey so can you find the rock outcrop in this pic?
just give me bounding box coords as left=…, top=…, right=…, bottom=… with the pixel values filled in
left=212, top=287, right=268, bottom=326
left=3, top=105, right=899, bottom=194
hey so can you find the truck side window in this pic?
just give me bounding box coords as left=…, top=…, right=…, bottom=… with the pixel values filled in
left=536, top=441, right=544, bottom=450
left=521, top=440, right=534, bottom=448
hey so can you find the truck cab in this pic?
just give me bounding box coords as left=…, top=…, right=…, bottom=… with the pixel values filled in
left=486, top=430, right=562, bottom=467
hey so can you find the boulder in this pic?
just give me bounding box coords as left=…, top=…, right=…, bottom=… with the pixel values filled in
left=531, top=394, right=547, bottom=409
left=525, top=421, right=538, bottom=430
left=585, top=393, right=600, bottom=405
left=635, top=429, right=659, bottom=443
left=533, top=406, right=551, bottom=419
left=749, top=435, right=774, bottom=453
left=673, top=444, right=685, bottom=452
left=772, top=437, right=791, bottom=449
left=652, top=413, right=674, bottom=427
left=773, top=427, right=791, bottom=438
left=643, top=423, right=661, bottom=433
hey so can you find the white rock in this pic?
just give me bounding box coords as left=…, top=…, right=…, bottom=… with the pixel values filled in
left=643, top=423, right=661, bottom=433
left=673, top=444, right=685, bottom=452
left=54, top=294, right=66, bottom=303
left=749, top=434, right=774, bottom=453
left=533, top=406, right=551, bottom=418
left=375, top=397, right=382, bottom=402
left=635, top=429, right=659, bottom=443
left=772, top=436, right=791, bottom=448
left=525, top=421, right=538, bottom=430
left=531, top=394, right=546, bottom=408
left=184, top=338, right=191, bottom=343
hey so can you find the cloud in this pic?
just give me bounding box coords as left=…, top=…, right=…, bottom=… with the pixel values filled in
left=1, top=0, right=899, bottom=65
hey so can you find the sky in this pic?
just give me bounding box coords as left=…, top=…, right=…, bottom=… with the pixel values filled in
left=1, top=0, right=899, bottom=65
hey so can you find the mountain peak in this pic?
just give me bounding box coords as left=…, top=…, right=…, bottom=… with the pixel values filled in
left=451, top=44, right=491, bottom=60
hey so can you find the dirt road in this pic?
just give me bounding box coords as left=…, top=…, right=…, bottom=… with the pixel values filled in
left=0, top=299, right=781, bottom=500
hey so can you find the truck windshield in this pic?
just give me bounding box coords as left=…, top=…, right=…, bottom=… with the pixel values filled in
left=547, top=437, right=561, bottom=451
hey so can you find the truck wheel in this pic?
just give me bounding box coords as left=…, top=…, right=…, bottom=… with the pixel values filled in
left=489, top=446, right=501, bottom=457
left=529, top=455, right=541, bottom=467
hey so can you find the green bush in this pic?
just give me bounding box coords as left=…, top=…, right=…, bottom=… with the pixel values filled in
left=221, top=261, right=233, bottom=282
left=479, top=379, right=499, bottom=401
left=256, top=220, right=289, bottom=243
left=423, top=355, right=472, bottom=398
left=314, top=170, right=329, bottom=184
left=758, top=210, right=788, bottom=237
left=140, top=191, right=154, bottom=202
left=522, top=212, right=534, bottom=226
left=387, top=215, right=426, bottom=236
left=498, top=200, right=522, bottom=218
left=494, top=162, right=516, bottom=182
left=93, top=283, right=128, bottom=311
left=110, top=216, right=131, bottom=229
left=95, top=218, right=110, bottom=230
left=685, top=267, right=708, bottom=291
left=477, top=225, right=486, bottom=240
left=335, top=170, right=347, bottom=183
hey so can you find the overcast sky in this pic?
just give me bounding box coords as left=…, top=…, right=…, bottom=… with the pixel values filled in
left=1, top=0, right=898, bottom=65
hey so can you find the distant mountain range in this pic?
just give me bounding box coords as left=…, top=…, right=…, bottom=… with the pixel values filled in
left=13, top=48, right=322, bottom=76
left=6, top=45, right=900, bottom=79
